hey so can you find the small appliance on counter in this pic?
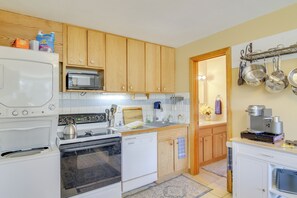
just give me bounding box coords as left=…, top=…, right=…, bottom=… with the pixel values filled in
left=241, top=105, right=284, bottom=143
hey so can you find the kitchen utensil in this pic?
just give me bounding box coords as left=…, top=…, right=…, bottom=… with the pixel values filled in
left=265, top=56, right=288, bottom=93
left=105, top=109, right=110, bottom=120
left=237, top=61, right=244, bottom=85
left=242, top=62, right=266, bottom=86
left=63, top=118, right=77, bottom=139
left=288, top=68, right=297, bottom=95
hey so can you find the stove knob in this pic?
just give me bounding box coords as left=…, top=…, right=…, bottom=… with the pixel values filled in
left=22, top=110, right=29, bottom=116
left=95, top=115, right=99, bottom=120
left=87, top=116, right=90, bottom=121
left=12, top=110, right=18, bottom=116
left=48, top=104, right=56, bottom=111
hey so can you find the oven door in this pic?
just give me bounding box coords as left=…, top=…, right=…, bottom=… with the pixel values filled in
left=59, top=137, right=121, bottom=198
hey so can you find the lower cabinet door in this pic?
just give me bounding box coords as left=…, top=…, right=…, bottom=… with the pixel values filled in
left=237, top=155, right=268, bottom=198
left=213, top=133, right=223, bottom=158
left=203, top=136, right=213, bottom=162
left=158, top=139, right=174, bottom=178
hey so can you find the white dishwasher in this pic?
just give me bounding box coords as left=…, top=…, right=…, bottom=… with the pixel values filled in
left=122, top=132, right=157, bottom=193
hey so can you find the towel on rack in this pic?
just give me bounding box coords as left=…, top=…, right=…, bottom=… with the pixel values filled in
left=177, top=137, right=186, bottom=159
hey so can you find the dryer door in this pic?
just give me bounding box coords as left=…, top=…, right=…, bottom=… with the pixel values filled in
left=0, top=59, right=53, bottom=108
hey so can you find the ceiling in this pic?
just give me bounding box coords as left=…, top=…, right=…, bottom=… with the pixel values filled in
left=0, top=0, right=296, bottom=47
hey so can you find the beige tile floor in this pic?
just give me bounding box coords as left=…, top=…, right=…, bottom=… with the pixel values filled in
left=184, top=169, right=232, bottom=198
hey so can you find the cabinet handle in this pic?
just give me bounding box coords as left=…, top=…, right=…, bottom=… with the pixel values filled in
left=129, top=86, right=133, bottom=90
left=121, top=85, right=125, bottom=90
left=163, top=87, right=166, bottom=91
left=90, top=60, right=95, bottom=64
left=157, top=87, right=160, bottom=91
left=169, top=140, right=173, bottom=145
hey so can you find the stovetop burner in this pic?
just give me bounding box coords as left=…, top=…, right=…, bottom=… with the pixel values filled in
left=56, top=113, right=121, bottom=146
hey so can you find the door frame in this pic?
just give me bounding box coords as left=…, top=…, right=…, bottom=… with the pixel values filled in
left=189, top=47, right=232, bottom=175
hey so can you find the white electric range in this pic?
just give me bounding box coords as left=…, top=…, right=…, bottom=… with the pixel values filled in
left=56, top=113, right=122, bottom=198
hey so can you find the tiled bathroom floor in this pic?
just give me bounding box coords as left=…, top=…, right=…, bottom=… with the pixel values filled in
left=184, top=169, right=232, bottom=198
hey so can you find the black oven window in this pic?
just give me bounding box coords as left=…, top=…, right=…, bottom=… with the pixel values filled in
left=60, top=140, right=121, bottom=196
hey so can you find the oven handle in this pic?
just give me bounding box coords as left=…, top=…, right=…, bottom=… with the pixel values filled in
left=61, top=142, right=119, bottom=153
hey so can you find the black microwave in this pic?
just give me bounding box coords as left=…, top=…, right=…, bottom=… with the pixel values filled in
left=66, top=72, right=104, bottom=90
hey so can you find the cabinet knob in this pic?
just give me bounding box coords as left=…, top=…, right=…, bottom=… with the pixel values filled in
left=90, top=60, right=94, bottom=64
left=121, top=86, right=125, bottom=90
left=129, top=86, right=133, bottom=90
left=79, top=59, right=83, bottom=63
left=157, top=87, right=160, bottom=91
left=163, top=87, right=166, bottom=91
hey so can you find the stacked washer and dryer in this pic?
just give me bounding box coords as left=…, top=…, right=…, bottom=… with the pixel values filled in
left=0, top=46, right=60, bottom=198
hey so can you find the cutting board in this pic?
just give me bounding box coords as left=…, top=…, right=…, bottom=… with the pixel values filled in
left=122, top=107, right=143, bottom=125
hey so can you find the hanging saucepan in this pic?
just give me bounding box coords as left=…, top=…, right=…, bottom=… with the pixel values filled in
left=288, top=68, right=297, bottom=95
left=265, top=56, right=288, bottom=93
left=242, top=61, right=266, bottom=86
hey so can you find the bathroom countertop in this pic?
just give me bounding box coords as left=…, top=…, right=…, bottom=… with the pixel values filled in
left=199, top=120, right=227, bottom=127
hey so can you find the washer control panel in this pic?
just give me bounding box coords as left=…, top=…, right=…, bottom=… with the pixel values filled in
left=58, top=113, right=107, bottom=126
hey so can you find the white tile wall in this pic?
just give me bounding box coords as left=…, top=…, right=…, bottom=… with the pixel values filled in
left=59, top=92, right=190, bottom=125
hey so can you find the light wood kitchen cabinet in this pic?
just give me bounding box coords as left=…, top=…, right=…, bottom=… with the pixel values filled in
left=146, top=43, right=161, bottom=93
left=158, top=126, right=188, bottom=179
left=161, top=46, right=175, bottom=92
left=158, top=139, right=174, bottom=178
left=106, top=34, right=127, bottom=92
left=199, top=128, right=213, bottom=164
left=67, top=26, right=87, bottom=66
left=199, top=124, right=227, bottom=166
left=127, top=39, right=145, bottom=92
left=87, top=30, right=105, bottom=68
left=66, top=25, right=105, bottom=68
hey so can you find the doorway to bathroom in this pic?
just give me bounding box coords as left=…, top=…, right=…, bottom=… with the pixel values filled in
left=189, top=47, right=232, bottom=175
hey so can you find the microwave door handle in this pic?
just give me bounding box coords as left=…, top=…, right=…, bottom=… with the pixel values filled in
left=61, top=142, right=119, bottom=153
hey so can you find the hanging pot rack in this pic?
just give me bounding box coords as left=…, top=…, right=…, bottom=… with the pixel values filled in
left=240, top=43, right=297, bottom=62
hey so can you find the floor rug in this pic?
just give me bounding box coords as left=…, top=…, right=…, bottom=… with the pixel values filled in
left=202, top=158, right=227, bottom=177
left=123, top=175, right=212, bottom=198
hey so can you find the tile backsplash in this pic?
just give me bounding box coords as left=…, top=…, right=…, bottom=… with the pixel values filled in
left=59, top=92, right=190, bottom=125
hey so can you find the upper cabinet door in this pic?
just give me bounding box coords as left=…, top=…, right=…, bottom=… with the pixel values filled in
left=146, top=43, right=161, bottom=93
left=106, top=34, right=127, bottom=92
left=67, top=26, right=87, bottom=66
left=88, top=30, right=105, bottom=68
left=161, top=46, right=175, bottom=93
left=127, top=39, right=145, bottom=92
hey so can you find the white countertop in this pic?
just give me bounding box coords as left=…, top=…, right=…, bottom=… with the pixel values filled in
left=231, top=137, right=297, bottom=155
